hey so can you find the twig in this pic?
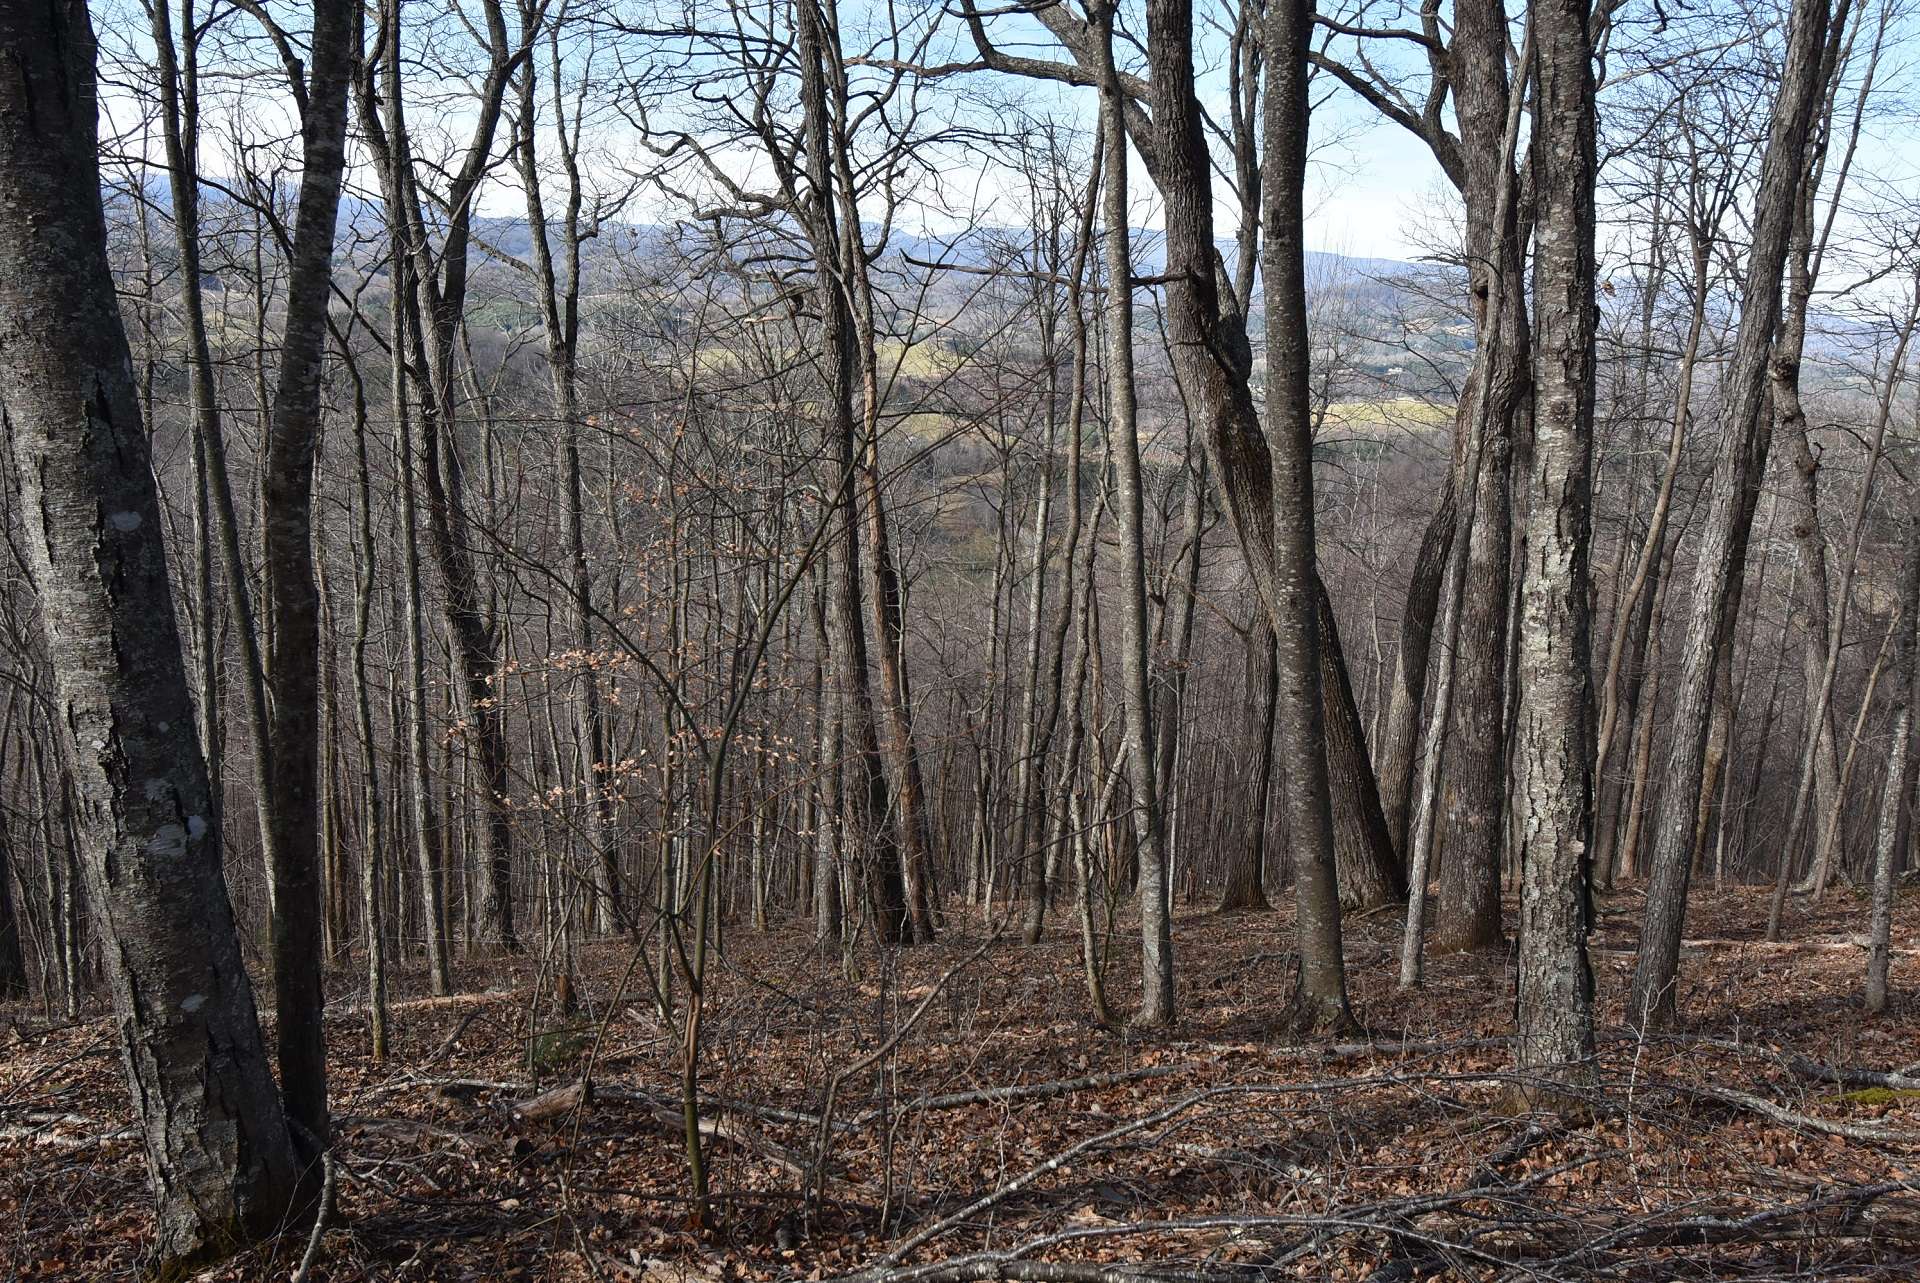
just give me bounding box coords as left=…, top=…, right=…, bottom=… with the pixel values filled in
left=290, top=1148, right=339, bottom=1283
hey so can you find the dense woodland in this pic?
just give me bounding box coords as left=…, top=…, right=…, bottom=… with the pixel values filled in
left=3, top=0, right=1920, bottom=1275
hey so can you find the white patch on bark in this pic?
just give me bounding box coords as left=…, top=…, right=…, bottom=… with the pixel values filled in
left=147, top=823, right=188, bottom=858
left=181, top=994, right=205, bottom=1013
left=109, top=511, right=142, bottom=532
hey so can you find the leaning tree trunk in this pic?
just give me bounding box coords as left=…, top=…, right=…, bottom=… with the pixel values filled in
left=1314, top=579, right=1405, bottom=909
left=1629, top=0, right=1835, bottom=1032
left=1375, top=484, right=1456, bottom=855
left=1771, top=204, right=1846, bottom=890
left=0, top=0, right=303, bottom=1260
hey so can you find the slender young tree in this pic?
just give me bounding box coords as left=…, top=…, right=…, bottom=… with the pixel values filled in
left=514, top=0, right=628, bottom=933
left=1262, top=0, right=1355, bottom=1032
left=258, top=0, right=357, bottom=1150
left=1630, top=0, right=1840, bottom=1031
left=1094, top=10, right=1175, bottom=1025
left=1866, top=489, right=1918, bottom=1014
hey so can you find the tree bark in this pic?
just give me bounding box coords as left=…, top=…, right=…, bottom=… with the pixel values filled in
left=0, top=1, right=303, bottom=1259
left=1094, top=56, right=1175, bottom=1026
left=1375, top=485, right=1455, bottom=855
left=1263, top=0, right=1355, bottom=1032
left=1220, top=619, right=1277, bottom=912
left=1514, top=0, right=1599, bottom=1085
left=1629, top=0, right=1836, bottom=1031
left=1866, top=502, right=1918, bottom=1013
left=1314, top=579, right=1404, bottom=909
left=258, top=0, right=355, bottom=1149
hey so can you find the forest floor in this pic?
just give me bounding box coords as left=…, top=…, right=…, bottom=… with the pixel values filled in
left=5, top=884, right=1920, bottom=1281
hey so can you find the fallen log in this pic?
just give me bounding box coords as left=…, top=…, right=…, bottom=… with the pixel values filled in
left=512, top=1079, right=593, bottom=1125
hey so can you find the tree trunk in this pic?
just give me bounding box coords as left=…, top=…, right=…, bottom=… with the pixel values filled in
left=1434, top=437, right=1512, bottom=952
left=1220, top=619, right=1277, bottom=913
left=1866, top=504, right=1919, bottom=1012
left=797, top=0, right=907, bottom=945
left=0, top=715, right=27, bottom=999
left=360, top=0, right=524, bottom=953
left=1315, top=579, right=1404, bottom=909
left=349, top=377, right=392, bottom=1061
left=1263, top=0, right=1355, bottom=1032
left=1376, top=485, right=1456, bottom=855
left=514, top=32, right=625, bottom=935
left=0, top=1, right=303, bottom=1259
left=258, top=0, right=355, bottom=1148
left=363, top=24, right=457, bottom=994
left=1629, top=0, right=1835, bottom=1031
left=1095, top=61, right=1175, bottom=1026
left=1514, top=0, right=1599, bottom=1085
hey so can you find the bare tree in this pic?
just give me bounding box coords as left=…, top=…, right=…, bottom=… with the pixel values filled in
left=1513, top=0, right=1598, bottom=1084
left=0, top=0, right=303, bottom=1261
left=1630, top=0, right=1844, bottom=1031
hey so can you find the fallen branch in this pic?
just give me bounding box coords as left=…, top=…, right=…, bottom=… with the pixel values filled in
left=0, top=1110, right=134, bottom=1150
left=857, top=1064, right=1194, bottom=1124
left=1785, top=1056, right=1920, bottom=1093
left=1653, top=1080, right=1919, bottom=1143
left=333, top=1113, right=485, bottom=1153
left=866, top=1071, right=1557, bottom=1270
left=289, top=1148, right=340, bottom=1283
